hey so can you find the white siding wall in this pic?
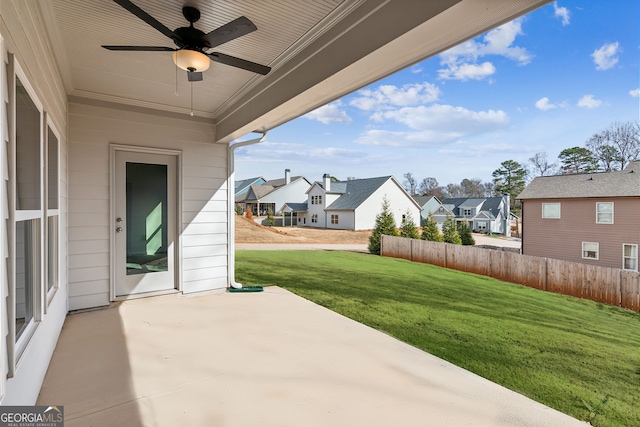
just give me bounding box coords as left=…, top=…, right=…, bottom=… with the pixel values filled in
left=306, top=185, right=326, bottom=227
left=354, top=179, right=420, bottom=230
left=326, top=211, right=355, bottom=230
left=265, top=178, right=310, bottom=215
left=1, top=1, right=69, bottom=404
left=68, top=101, right=227, bottom=309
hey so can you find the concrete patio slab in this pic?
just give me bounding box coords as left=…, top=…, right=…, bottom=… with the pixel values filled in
left=37, top=287, right=585, bottom=426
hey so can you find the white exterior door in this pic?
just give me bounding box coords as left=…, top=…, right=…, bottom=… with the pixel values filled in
left=114, top=150, right=177, bottom=297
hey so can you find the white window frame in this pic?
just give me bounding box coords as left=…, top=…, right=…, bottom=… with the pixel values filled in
left=311, top=214, right=318, bottom=223
left=542, top=203, right=561, bottom=219
left=11, top=60, right=46, bottom=366
left=462, top=208, right=472, bottom=216
left=623, top=244, right=638, bottom=271
left=477, top=221, right=487, bottom=230
left=331, top=214, right=338, bottom=225
left=45, top=118, right=61, bottom=307
left=582, top=242, right=599, bottom=260
left=596, top=202, right=614, bottom=224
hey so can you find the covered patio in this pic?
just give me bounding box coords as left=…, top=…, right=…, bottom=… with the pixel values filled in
left=37, top=288, right=584, bottom=426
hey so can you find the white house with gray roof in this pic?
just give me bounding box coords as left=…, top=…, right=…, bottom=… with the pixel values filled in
left=243, top=169, right=311, bottom=216
left=297, top=174, right=420, bottom=230
left=433, top=196, right=512, bottom=236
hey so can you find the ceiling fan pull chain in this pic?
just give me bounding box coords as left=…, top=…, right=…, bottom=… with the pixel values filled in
left=175, top=59, right=179, bottom=96
left=190, top=79, right=194, bottom=116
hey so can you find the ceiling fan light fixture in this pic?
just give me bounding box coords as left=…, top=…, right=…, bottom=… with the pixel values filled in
left=172, top=49, right=210, bottom=72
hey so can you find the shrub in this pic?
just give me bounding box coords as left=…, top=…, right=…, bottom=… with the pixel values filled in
left=400, top=209, right=420, bottom=239
left=421, top=212, right=443, bottom=242
left=442, top=214, right=462, bottom=245
left=267, top=208, right=275, bottom=227
left=368, top=196, right=398, bottom=255
left=457, top=221, right=475, bottom=245
left=245, top=208, right=253, bottom=221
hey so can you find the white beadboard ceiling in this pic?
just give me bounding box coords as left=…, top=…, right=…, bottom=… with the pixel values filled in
left=47, top=0, right=347, bottom=117
left=40, top=0, right=552, bottom=141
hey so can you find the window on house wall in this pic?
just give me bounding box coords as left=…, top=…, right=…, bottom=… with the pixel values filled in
left=582, top=242, right=599, bottom=260
left=623, top=244, right=638, bottom=271
left=542, top=203, right=560, bottom=219
left=438, top=207, right=444, bottom=213
left=46, top=125, right=59, bottom=298
left=14, top=74, right=42, bottom=345
left=331, top=214, right=338, bottom=224
left=596, top=202, right=613, bottom=224
left=477, top=221, right=487, bottom=230
left=463, top=208, right=472, bottom=216
left=311, top=214, right=317, bottom=223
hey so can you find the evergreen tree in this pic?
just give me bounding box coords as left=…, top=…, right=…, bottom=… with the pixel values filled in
left=457, top=221, right=475, bottom=245
left=266, top=207, right=275, bottom=227
left=399, top=209, right=420, bottom=239
left=442, top=214, right=462, bottom=245
left=368, top=197, right=398, bottom=255
left=421, top=212, right=443, bottom=242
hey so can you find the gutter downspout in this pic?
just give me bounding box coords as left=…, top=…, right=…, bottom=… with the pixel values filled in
left=227, top=131, right=267, bottom=289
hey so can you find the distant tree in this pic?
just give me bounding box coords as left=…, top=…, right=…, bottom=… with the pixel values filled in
left=399, top=209, right=420, bottom=239
left=403, top=172, right=418, bottom=196
left=457, top=221, right=475, bottom=246
left=266, top=208, right=275, bottom=227
left=442, top=214, right=462, bottom=245
left=235, top=204, right=243, bottom=215
left=421, top=212, right=443, bottom=242
left=444, top=182, right=465, bottom=198
left=586, top=121, right=639, bottom=171
left=491, top=160, right=527, bottom=209
left=368, top=197, right=398, bottom=255
left=460, top=178, right=485, bottom=197
left=528, top=152, right=558, bottom=177
left=558, top=147, right=598, bottom=174
left=483, top=182, right=496, bottom=197
left=330, top=176, right=340, bottom=182
left=418, top=177, right=445, bottom=199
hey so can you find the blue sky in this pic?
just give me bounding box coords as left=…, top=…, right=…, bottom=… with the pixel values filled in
left=235, top=0, right=639, bottom=186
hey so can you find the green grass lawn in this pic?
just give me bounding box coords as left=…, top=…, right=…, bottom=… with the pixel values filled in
left=236, top=250, right=640, bottom=427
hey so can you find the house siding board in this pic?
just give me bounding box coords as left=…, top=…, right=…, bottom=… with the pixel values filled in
left=1, top=0, right=69, bottom=404
left=68, top=101, right=227, bottom=309
left=356, top=179, right=420, bottom=230
left=522, top=198, right=640, bottom=269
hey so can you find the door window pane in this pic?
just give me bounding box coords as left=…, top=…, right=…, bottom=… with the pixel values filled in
left=126, top=163, right=168, bottom=275
left=15, top=77, right=41, bottom=211
left=15, top=219, right=40, bottom=341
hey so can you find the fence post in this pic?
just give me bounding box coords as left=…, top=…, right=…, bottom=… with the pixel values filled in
left=543, top=258, right=548, bottom=291
left=617, top=271, right=622, bottom=307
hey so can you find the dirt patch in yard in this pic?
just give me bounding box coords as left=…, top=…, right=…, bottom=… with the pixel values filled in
left=235, top=216, right=371, bottom=244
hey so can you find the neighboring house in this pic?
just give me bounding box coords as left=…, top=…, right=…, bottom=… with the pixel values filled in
left=413, top=195, right=443, bottom=225
left=432, top=196, right=511, bottom=236
left=297, top=174, right=421, bottom=230
left=518, top=161, right=640, bottom=271
left=236, top=177, right=266, bottom=197
left=0, top=0, right=552, bottom=406
left=234, top=176, right=266, bottom=212
left=244, top=169, right=311, bottom=216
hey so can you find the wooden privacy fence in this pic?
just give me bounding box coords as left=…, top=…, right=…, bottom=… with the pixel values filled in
left=381, top=235, right=640, bottom=312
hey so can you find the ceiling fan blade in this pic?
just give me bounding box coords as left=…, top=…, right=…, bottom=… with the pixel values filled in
left=112, top=0, right=182, bottom=43
left=206, top=52, right=271, bottom=75
left=201, top=16, right=257, bottom=49
left=187, top=71, right=203, bottom=82
left=102, top=45, right=176, bottom=51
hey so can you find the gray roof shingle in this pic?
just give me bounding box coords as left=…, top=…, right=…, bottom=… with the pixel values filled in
left=518, top=161, right=640, bottom=199
left=326, top=176, right=391, bottom=211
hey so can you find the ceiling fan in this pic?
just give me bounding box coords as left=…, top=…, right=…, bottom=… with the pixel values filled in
left=102, top=0, right=271, bottom=82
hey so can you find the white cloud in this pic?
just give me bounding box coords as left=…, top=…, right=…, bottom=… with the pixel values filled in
left=355, top=104, right=509, bottom=147
left=438, top=19, right=532, bottom=81
left=553, top=3, right=570, bottom=26
left=577, top=94, right=602, bottom=108
left=350, top=83, right=440, bottom=111
left=534, top=97, right=569, bottom=111
left=629, top=88, right=640, bottom=97
left=438, top=62, right=496, bottom=81
left=591, top=42, right=620, bottom=70
left=303, top=101, right=352, bottom=124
